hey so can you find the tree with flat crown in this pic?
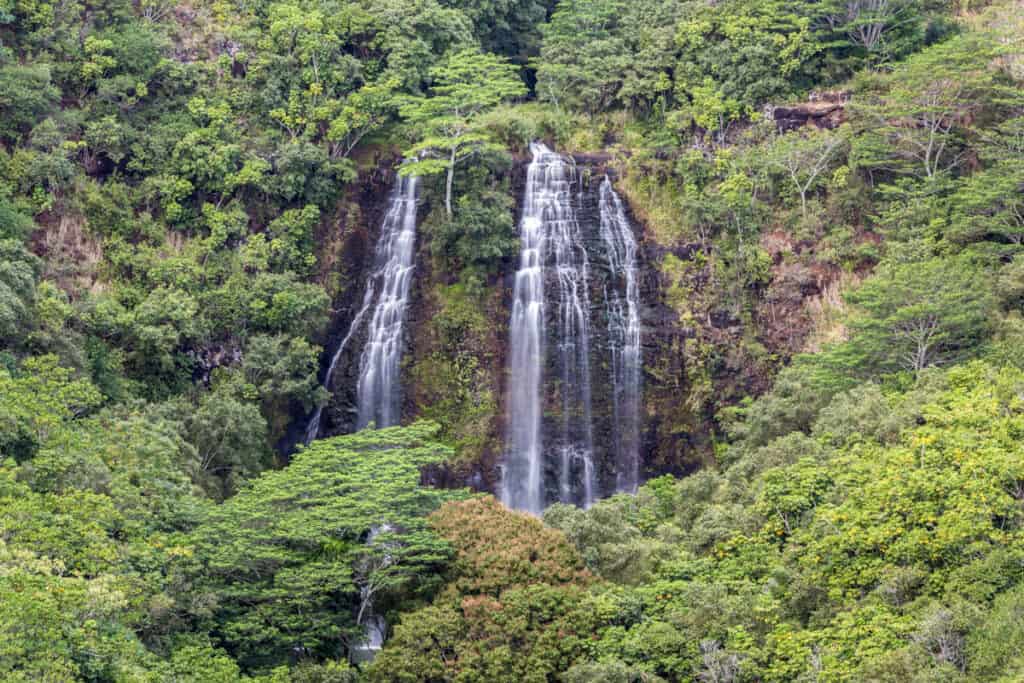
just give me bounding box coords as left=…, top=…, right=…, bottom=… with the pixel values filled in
left=188, top=422, right=468, bottom=670
left=399, top=49, right=526, bottom=217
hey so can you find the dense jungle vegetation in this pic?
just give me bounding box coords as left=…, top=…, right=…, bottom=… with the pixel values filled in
left=1, top=0, right=1024, bottom=679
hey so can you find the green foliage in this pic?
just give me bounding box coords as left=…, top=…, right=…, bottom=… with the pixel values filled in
left=441, top=192, right=518, bottom=277
left=842, top=257, right=996, bottom=375
left=0, top=540, right=150, bottom=682
left=0, top=193, right=35, bottom=241
left=553, top=361, right=1024, bottom=681
left=765, top=125, right=848, bottom=216
left=441, top=0, right=554, bottom=64
left=476, top=102, right=579, bottom=150
left=562, top=660, right=667, bottom=683
left=944, top=116, right=1024, bottom=253
left=410, top=280, right=503, bottom=464
left=545, top=494, right=675, bottom=585
left=400, top=49, right=526, bottom=215
left=0, top=354, right=102, bottom=462
left=968, top=584, right=1024, bottom=679
left=241, top=333, right=327, bottom=413
left=849, top=32, right=1019, bottom=179
left=534, top=0, right=859, bottom=133
left=946, top=158, right=1024, bottom=250
left=25, top=404, right=204, bottom=531
left=536, top=0, right=676, bottom=115
left=811, top=0, right=928, bottom=71
left=720, top=358, right=850, bottom=450
left=427, top=152, right=518, bottom=280
left=0, top=63, right=60, bottom=142
left=0, top=239, right=40, bottom=346
left=674, top=0, right=820, bottom=128
left=190, top=422, right=467, bottom=670
left=187, top=384, right=271, bottom=499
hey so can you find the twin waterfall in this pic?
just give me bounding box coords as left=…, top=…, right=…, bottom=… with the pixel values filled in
left=502, top=143, right=643, bottom=514
left=305, top=148, right=642, bottom=515
left=304, top=174, right=419, bottom=443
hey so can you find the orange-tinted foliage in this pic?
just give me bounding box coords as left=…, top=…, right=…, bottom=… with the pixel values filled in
left=429, top=496, right=592, bottom=598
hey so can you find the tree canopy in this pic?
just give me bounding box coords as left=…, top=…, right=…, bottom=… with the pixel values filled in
left=1, top=0, right=1023, bottom=679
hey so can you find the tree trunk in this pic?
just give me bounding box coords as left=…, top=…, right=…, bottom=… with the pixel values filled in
left=445, top=147, right=456, bottom=217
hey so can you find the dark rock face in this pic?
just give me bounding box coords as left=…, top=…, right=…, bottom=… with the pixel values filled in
left=500, top=158, right=686, bottom=500
left=285, top=163, right=404, bottom=449
left=304, top=154, right=690, bottom=500
left=770, top=91, right=850, bottom=132
left=633, top=218, right=694, bottom=480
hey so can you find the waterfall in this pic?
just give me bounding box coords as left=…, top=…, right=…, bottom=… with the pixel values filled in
left=502, top=143, right=597, bottom=514
left=304, top=286, right=374, bottom=444
left=356, top=174, right=420, bottom=430
left=303, top=173, right=418, bottom=443
left=502, top=144, right=548, bottom=514
left=599, top=176, right=642, bottom=493
left=550, top=155, right=596, bottom=509
left=351, top=523, right=393, bottom=664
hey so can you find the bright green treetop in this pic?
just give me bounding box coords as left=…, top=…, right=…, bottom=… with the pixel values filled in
left=189, top=421, right=468, bottom=670
left=400, top=49, right=526, bottom=216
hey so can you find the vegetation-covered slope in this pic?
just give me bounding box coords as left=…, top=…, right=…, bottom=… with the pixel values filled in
left=1, top=0, right=1023, bottom=679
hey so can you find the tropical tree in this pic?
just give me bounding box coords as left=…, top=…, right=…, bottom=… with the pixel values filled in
left=843, top=257, right=996, bottom=375
left=0, top=240, right=40, bottom=346
left=189, top=422, right=466, bottom=670
left=946, top=159, right=1024, bottom=249
left=535, top=0, right=632, bottom=114
left=946, top=116, right=1024, bottom=250
left=767, top=126, right=848, bottom=217
left=0, top=355, right=102, bottom=462
left=817, top=0, right=925, bottom=64
left=325, top=78, right=401, bottom=161
left=0, top=63, right=59, bottom=142
left=850, top=34, right=1012, bottom=179
left=0, top=540, right=149, bottom=681
left=368, top=496, right=597, bottom=681
left=429, top=496, right=591, bottom=596
left=400, top=49, right=526, bottom=216
left=186, top=385, right=270, bottom=499
left=674, top=0, right=821, bottom=122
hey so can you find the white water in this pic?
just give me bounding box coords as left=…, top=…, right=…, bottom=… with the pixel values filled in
left=599, top=176, right=642, bottom=493
left=304, top=285, right=375, bottom=444
left=356, top=174, right=420, bottom=430
left=551, top=155, right=595, bottom=509
left=502, top=143, right=597, bottom=513
left=303, top=173, right=418, bottom=443
left=502, top=144, right=548, bottom=514
left=352, top=523, right=393, bottom=663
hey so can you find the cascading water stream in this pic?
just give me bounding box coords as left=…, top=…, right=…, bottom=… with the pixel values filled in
left=502, top=143, right=597, bottom=513
left=304, top=286, right=375, bottom=444
left=551, top=160, right=595, bottom=509
left=502, top=145, right=548, bottom=514
left=351, top=523, right=393, bottom=664
left=599, top=176, right=642, bottom=493
left=303, top=173, right=418, bottom=443
left=356, top=174, right=420, bottom=430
